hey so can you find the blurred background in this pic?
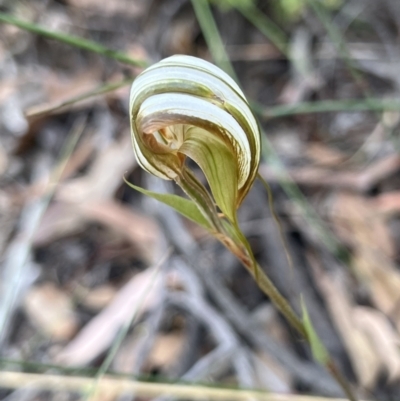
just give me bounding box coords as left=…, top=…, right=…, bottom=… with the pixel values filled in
left=1, top=0, right=400, bottom=400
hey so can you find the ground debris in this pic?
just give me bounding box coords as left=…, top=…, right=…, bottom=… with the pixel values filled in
left=1, top=1, right=400, bottom=400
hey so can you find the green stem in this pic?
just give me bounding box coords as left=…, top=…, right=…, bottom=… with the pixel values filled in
left=233, top=2, right=288, bottom=55
left=1, top=12, right=398, bottom=121
left=26, top=78, right=133, bottom=118
left=190, top=0, right=238, bottom=80
left=326, top=360, right=358, bottom=401
left=223, top=234, right=357, bottom=401
left=0, top=12, right=148, bottom=68
left=256, top=98, right=400, bottom=119
left=248, top=259, right=306, bottom=337
left=175, top=167, right=225, bottom=234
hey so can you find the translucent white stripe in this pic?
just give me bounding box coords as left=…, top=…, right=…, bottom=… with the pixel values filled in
left=130, top=55, right=261, bottom=197
left=146, top=55, right=245, bottom=98
left=136, top=93, right=251, bottom=188
left=130, top=65, right=259, bottom=146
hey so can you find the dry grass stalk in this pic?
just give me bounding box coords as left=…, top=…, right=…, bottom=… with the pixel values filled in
left=0, top=371, right=365, bottom=401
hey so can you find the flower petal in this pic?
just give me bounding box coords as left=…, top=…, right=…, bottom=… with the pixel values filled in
left=180, top=126, right=238, bottom=223
left=129, top=55, right=261, bottom=210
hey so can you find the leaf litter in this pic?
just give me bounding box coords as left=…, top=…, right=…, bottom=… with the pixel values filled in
left=1, top=0, right=400, bottom=400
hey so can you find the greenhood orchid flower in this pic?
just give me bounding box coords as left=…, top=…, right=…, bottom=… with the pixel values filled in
left=129, top=55, right=260, bottom=228
left=128, top=57, right=358, bottom=401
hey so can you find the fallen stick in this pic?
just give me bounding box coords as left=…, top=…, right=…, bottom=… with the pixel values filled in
left=0, top=371, right=362, bottom=401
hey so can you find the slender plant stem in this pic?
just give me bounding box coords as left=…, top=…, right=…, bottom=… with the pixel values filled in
left=0, top=371, right=362, bottom=401
left=225, top=239, right=357, bottom=401
left=1, top=12, right=398, bottom=121
left=0, top=12, right=148, bottom=68
left=246, top=259, right=306, bottom=337
left=1, top=9, right=360, bottom=399
left=190, top=0, right=237, bottom=80
left=176, top=167, right=225, bottom=233
left=233, top=2, right=288, bottom=55
left=257, top=98, right=400, bottom=119
left=326, top=361, right=358, bottom=401
left=191, top=3, right=357, bottom=399
left=26, top=78, right=134, bottom=118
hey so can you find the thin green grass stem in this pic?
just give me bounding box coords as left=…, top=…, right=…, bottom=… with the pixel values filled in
left=2, top=10, right=362, bottom=398
left=260, top=132, right=347, bottom=259
left=85, top=253, right=169, bottom=401
left=258, top=98, right=400, bottom=119
left=222, top=230, right=356, bottom=401
left=248, top=260, right=306, bottom=337
left=190, top=0, right=238, bottom=80
left=176, top=167, right=225, bottom=233
left=191, top=6, right=356, bottom=399
left=0, top=12, right=148, bottom=68
left=233, top=2, right=288, bottom=55
left=0, top=117, right=86, bottom=344
left=305, top=0, right=365, bottom=89
left=1, top=11, right=398, bottom=119
left=218, top=218, right=356, bottom=400
left=257, top=173, right=294, bottom=271
left=26, top=78, right=134, bottom=118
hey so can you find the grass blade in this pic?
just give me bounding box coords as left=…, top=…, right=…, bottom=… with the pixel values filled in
left=0, top=12, right=148, bottom=68
left=190, top=0, right=237, bottom=79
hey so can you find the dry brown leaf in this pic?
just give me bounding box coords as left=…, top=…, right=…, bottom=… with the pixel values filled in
left=279, top=28, right=322, bottom=105
left=25, top=70, right=101, bottom=118
left=353, top=253, right=400, bottom=318
left=75, top=285, right=117, bottom=312
left=331, top=193, right=400, bottom=324
left=0, top=79, right=16, bottom=105
left=0, top=142, right=7, bottom=176
left=33, top=201, right=84, bottom=245
left=307, top=254, right=381, bottom=388
left=56, top=135, right=134, bottom=203
left=55, top=266, right=162, bottom=366
left=85, top=384, right=119, bottom=401
left=252, top=304, right=290, bottom=347
left=252, top=352, right=292, bottom=393
left=165, top=16, right=197, bottom=55
left=226, top=44, right=282, bottom=61
left=331, top=193, right=394, bottom=256
left=353, top=307, right=400, bottom=382
left=146, top=331, right=186, bottom=373
left=23, top=283, right=78, bottom=341
left=34, top=200, right=159, bottom=263
left=373, top=191, right=400, bottom=216
left=305, top=143, right=347, bottom=167
left=34, top=136, right=158, bottom=262
left=0, top=190, right=18, bottom=256
left=81, top=200, right=159, bottom=263
left=58, top=135, right=97, bottom=181
left=259, top=154, right=400, bottom=192
left=65, top=0, right=146, bottom=17
left=112, top=332, right=145, bottom=374
left=323, top=277, right=381, bottom=388
left=39, top=70, right=98, bottom=101
left=26, top=135, right=96, bottom=210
